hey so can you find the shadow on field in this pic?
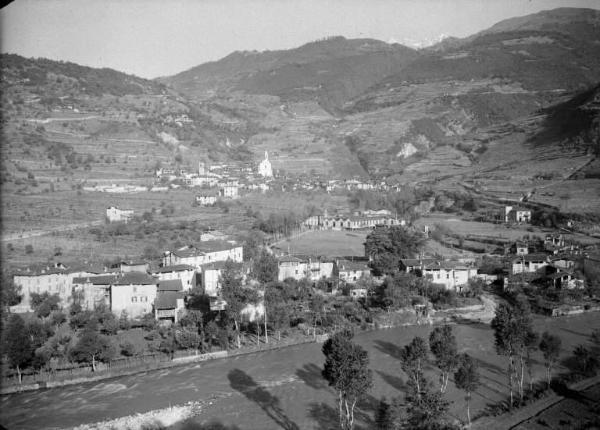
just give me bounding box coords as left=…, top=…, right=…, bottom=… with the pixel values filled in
left=227, top=369, right=299, bottom=430
left=296, top=363, right=329, bottom=390
left=475, top=357, right=505, bottom=376
left=376, top=370, right=407, bottom=392
left=373, top=340, right=403, bottom=361
left=174, top=419, right=242, bottom=430
left=308, top=396, right=376, bottom=430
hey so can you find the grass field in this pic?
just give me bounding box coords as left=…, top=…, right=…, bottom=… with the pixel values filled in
left=272, top=229, right=369, bottom=257
left=3, top=312, right=599, bottom=430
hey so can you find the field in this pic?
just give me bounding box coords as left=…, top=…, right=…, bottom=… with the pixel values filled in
left=272, top=229, right=369, bottom=257
left=414, top=214, right=600, bottom=245
left=2, top=312, right=599, bottom=430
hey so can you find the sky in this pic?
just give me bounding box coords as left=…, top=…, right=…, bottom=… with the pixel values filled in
left=1, top=0, right=599, bottom=79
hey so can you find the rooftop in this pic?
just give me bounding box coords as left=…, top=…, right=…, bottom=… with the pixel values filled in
left=155, top=291, right=184, bottom=310
left=157, top=279, right=183, bottom=292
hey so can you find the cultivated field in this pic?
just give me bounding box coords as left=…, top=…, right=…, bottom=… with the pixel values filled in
left=2, top=313, right=599, bottom=430
left=273, top=229, right=369, bottom=257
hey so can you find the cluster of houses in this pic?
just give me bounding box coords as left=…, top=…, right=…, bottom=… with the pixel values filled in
left=505, top=234, right=586, bottom=291
left=304, top=209, right=405, bottom=231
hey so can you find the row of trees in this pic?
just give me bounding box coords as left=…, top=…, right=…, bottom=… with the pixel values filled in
left=321, top=325, right=480, bottom=430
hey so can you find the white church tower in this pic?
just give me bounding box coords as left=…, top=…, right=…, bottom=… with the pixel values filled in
left=258, top=151, right=273, bottom=177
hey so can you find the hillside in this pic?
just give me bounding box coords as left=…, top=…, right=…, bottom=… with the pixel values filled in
left=162, top=36, right=419, bottom=110
left=2, top=7, right=600, bottom=219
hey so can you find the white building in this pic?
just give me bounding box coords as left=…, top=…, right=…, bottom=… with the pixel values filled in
left=257, top=151, right=273, bottom=178
left=12, top=264, right=113, bottom=313
left=106, top=206, right=134, bottom=223
left=151, top=264, right=197, bottom=291
left=277, top=256, right=308, bottom=281
left=337, top=260, right=371, bottom=283
left=110, top=272, right=158, bottom=318
left=421, top=261, right=478, bottom=292
left=511, top=254, right=549, bottom=275
left=162, top=243, right=243, bottom=270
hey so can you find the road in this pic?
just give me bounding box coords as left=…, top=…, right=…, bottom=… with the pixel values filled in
left=1, top=314, right=599, bottom=430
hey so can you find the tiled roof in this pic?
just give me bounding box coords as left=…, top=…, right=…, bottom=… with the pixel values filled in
left=337, top=260, right=370, bottom=271
left=113, top=272, right=157, bottom=285
left=152, top=264, right=196, bottom=273
left=73, top=275, right=117, bottom=285
left=154, top=291, right=183, bottom=309
left=157, top=279, right=183, bottom=292
left=278, top=255, right=304, bottom=263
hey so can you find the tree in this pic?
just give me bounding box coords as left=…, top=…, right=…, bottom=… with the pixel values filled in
left=3, top=314, right=32, bottom=384
left=1, top=274, right=22, bottom=307
left=454, top=353, right=480, bottom=426
left=374, top=397, right=394, bottom=430
left=70, top=328, right=115, bottom=371
left=400, top=336, right=429, bottom=396
left=404, top=381, right=450, bottom=430
left=322, top=329, right=373, bottom=430
left=429, top=325, right=458, bottom=393
left=264, top=283, right=290, bottom=342
left=309, top=294, right=326, bottom=338
left=251, top=249, right=278, bottom=284
left=220, top=259, right=253, bottom=349
left=539, top=331, right=561, bottom=389
left=364, top=226, right=425, bottom=276
left=490, top=299, right=535, bottom=406
left=30, top=292, right=61, bottom=318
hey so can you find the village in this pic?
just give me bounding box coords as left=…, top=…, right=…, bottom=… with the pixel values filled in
left=8, top=150, right=598, bottom=325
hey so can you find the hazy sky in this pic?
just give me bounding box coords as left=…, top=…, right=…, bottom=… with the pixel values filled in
left=1, top=0, right=599, bottom=79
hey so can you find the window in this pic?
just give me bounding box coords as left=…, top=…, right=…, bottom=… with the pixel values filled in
left=142, top=296, right=147, bottom=302
left=131, top=297, right=137, bottom=303
left=446, top=274, right=450, bottom=279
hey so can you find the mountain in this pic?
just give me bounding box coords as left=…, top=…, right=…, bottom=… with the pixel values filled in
left=2, top=8, right=599, bottom=215
left=162, top=36, right=419, bottom=110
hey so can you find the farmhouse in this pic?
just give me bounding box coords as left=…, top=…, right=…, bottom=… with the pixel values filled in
left=219, top=183, right=239, bottom=199
left=200, top=261, right=229, bottom=297
left=195, top=191, right=218, bottom=206
left=12, top=263, right=113, bottom=313
left=277, top=255, right=307, bottom=281
left=504, top=206, right=531, bottom=223
left=162, top=242, right=243, bottom=270
left=511, top=253, right=549, bottom=275
left=337, top=259, right=371, bottom=283
left=420, top=261, right=478, bottom=292
left=106, top=206, right=134, bottom=223
left=151, top=264, right=196, bottom=291
left=110, top=272, right=158, bottom=318
left=154, top=280, right=185, bottom=323
left=72, top=274, right=115, bottom=311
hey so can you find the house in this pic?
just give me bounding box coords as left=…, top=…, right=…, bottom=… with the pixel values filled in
left=504, top=206, right=531, bottom=223
left=154, top=292, right=185, bottom=323
left=337, top=259, right=371, bottom=283
left=511, top=241, right=530, bottom=256
left=421, top=261, right=478, bottom=292
left=72, top=274, right=115, bottom=311
left=200, top=261, right=229, bottom=297
left=151, top=264, right=196, bottom=291
left=114, top=260, right=149, bottom=273
left=349, top=287, right=368, bottom=300
left=511, top=253, right=549, bottom=275
left=162, top=242, right=243, bottom=270
left=219, top=184, right=239, bottom=199
left=399, top=258, right=438, bottom=274
left=306, top=257, right=335, bottom=282
left=200, top=230, right=227, bottom=242
left=110, top=272, right=158, bottom=318
left=154, top=280, right=185, bottom=323
left=106, top=206, right=134, bottom=223
left=195, top=191, right=218, bottom=206
left=12, top=263, right=113, bottom=313
left=277, top=255, right=308, bottom=281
